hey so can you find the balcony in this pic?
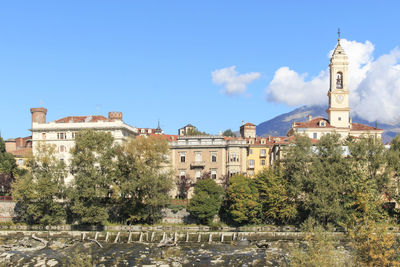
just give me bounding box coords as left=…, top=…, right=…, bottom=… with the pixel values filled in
left=190, top=161, right=206, bottom=168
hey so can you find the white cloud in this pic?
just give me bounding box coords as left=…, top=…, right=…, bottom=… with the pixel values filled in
left=266, top=39, right=400, bottom=124
left=212, top=66, right=260, bottom=95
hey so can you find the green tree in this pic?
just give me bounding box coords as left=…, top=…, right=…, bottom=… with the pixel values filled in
left=12, top=142, right=67, bottom=225
left=68, top=130, right=116, bottom=225
left=224, top=174, right=261, bottom=225
left=281, top=134, right=314, bottom=206
left=344, top=136, right=389, bottom=224
left=187, top=178, right=224, bottom=225
left=0, top=137, right=19, bottom=194
left=386, top=134, right=400, bottom=219
left=255, top=168, right=297, bottom=224
left=185, top=127, right=209, bottom=136
left=302, top=133, right=352, bottom=225
left=115, top=135, right=174, bottom=224
left=0, top=137, right=18, bottom=175
left=222, top=129, right=236, bottom=137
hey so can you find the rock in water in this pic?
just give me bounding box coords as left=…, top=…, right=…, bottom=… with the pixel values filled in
left=255, top=240, right=270, bottom=248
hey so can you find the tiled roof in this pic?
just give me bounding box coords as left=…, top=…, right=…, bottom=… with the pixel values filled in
left=55, top=115, right=111, bottom=123
left=351, top=123, right=383, bottom=131
left=292, top=117, right=334, bottom=128
left=148, top=133, right=178, bottom=142
left=292, top=117, right=383, bottom=131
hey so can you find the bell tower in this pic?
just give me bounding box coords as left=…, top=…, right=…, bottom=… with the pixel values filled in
left=327, top=29, right=350, bottom=128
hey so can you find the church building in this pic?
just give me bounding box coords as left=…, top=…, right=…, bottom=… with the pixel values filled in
left=288, top=35, right=383, bottom=140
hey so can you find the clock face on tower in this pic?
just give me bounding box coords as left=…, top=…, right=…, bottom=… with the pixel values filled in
left=336, top=95, right=344, bottom=103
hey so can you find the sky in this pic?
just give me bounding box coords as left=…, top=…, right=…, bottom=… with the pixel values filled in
left=1, top=1, right=400, bottom=139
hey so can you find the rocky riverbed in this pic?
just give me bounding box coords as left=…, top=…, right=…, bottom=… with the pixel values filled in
left=0, top=234, right=302, bottom=266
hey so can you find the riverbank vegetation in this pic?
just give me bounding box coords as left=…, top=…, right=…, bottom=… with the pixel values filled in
left=4, top=132, right=400, bottom=264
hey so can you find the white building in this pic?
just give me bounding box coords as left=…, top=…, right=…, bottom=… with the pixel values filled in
left=288, top=36, right=383, bottom=139
left=30, top=108, right=139, bottom=175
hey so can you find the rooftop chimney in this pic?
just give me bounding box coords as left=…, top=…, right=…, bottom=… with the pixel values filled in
left=30, top=107, right=47, bottom=125
left=108, top=112, right=122, bottom=121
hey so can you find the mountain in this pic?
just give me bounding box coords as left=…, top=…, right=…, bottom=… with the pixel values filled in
left=256, top=105, right=400, bottom=143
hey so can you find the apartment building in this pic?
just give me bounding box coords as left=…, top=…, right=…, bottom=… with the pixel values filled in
left=169, top=135, right=247, bottom=197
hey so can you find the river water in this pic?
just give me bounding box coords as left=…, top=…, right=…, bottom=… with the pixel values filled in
left=0, top=237, right=289, bottom=266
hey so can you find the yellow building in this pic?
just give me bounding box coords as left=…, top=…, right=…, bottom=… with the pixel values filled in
left=246, top=138, right=271, bottom=176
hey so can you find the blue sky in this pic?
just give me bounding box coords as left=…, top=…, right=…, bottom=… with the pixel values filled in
left=2, top=1, right=400, bottom=139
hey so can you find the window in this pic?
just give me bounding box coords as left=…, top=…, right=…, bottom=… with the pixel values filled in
left=249, top=149, right=253, bottom=155
left=249, top=159, right=255, bottom=167
left=261, top=160, right=266, bottom=166
left=211, top=153, right=217, bottom=162
left=313, top=133, right=318, bottom=139
left=336, top=72, right=343, bottom=89
left=211, top=170, right=217, bottom=180
left=195, top=152, right=202, bottom=162
left=57, top=133, right=66, bottom=140
left=42, top=133, right=46, bottom=140
left=180, top=153, right=186, bottom=163
left=230, top=153, right=239, bottom=162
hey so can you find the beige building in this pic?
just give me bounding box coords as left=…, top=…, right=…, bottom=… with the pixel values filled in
left=288, top=37, right=383, bottom=139
left=169, top=135, right=248, bottom=197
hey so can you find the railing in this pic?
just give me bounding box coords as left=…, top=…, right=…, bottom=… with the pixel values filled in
left=0, top=196, right=13, bottom=201
left=190, top=161, right=206, bottom=168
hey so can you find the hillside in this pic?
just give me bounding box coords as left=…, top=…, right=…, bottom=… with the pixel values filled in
left=256, top=105, right=399, bottom=143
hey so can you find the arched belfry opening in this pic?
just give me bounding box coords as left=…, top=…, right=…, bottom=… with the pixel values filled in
left=336, top=72, right=343, bottom=89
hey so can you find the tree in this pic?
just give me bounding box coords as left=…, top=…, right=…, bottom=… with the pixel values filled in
left=281, top=134, right=314, bottom=206
left=185, top=127, right=209, bottom=136
left=0, top=137, right=18, bottom=175
left=344, top=136, right=389, bottom=224
left=68, top=130, right=116, bottom=225
left=302, top=133, right=351, bottom=225
left=224, top=174, right=261, bottom=225
left=12, top=142, right=67, bottom=225
left=0, top=137, right=19, bottom=194
left=386, top=134, right=400, bottom=219
left=187, top=178, right=224, bottom=225
left=115, top=135, right=174, bottom=224
left=255, top=168, right=297, bottom=224
left=176, top=174, right=193, bottom=199
left=348, top=220, right=400, bottom=266
left=222, top=129, right=236, bottom=137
